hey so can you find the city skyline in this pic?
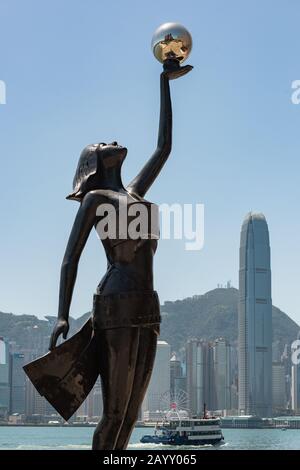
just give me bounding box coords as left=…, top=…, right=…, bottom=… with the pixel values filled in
left=1, top=210, right=295, bottom=422
left=1, top=327, right=292, bottom=422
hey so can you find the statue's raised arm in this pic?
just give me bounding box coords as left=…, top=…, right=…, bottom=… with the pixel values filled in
left=127, top=60, right=193, bottom=199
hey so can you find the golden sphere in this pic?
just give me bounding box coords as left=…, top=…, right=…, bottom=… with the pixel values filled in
left=151, top=22, right=192, bottom=64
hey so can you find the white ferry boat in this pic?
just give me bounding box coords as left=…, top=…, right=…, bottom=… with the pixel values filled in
left=141, top=405, right=224, bottom=446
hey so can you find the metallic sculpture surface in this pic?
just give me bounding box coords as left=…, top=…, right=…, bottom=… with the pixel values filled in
left=24, top=24, right=193, bottom=450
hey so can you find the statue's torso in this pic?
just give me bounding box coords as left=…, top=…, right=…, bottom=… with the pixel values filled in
left=92, top=190, right=159, bottom=295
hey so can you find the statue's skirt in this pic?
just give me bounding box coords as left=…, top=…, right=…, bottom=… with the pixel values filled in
left=23, top=290, right=161, bottom=421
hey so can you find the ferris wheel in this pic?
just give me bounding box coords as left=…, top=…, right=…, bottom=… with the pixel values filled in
left=159, top=388, right=189, bottom=417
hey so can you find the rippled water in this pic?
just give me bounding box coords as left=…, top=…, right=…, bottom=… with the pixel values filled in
left=0, top=426, right=300, bottom=450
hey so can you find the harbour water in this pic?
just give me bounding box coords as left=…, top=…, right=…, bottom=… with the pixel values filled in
left=0, top=426, right=300, bottom=450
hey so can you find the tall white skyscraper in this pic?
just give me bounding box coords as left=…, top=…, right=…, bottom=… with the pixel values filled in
left=213, top=338, right=231, bottom=410
left=186, top=339, right=216, bottom=414
left=0, top=338, right=10, bottom=415
left=142, top=341, right=170, bottom=417
left=9, top=352, right=26, bottom=414
left=272, top=362, right=286, bottom=409
left=238, top=212, right=272, bottom=417
left=291, top=336, right=300, bottom=412
left=291, top=365, right=300, bottom=411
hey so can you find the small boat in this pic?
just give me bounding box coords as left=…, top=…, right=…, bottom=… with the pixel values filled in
left=141, top=404, right=224, bottom=446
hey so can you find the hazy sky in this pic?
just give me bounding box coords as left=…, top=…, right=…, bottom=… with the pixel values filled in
left=1, top=0, right=300, bottom=324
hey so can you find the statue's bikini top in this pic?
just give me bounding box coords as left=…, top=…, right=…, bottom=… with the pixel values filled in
left=95, top=194, right=160, bottom=255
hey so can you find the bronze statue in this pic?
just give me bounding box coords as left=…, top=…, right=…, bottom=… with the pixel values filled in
left=24, top=26, right=193, bottom=450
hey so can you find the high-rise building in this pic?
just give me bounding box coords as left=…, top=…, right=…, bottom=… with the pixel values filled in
left=213, top=338, right=232, bottom=410
left=186, top=339, right=216, bottom=415
left=291, top=366, right=300, bottom=411
left=9, top=353, right=26, bottom=414
left=281, top=343, right=292, bottom=407
left=238, top=212, right=272, bottom=417
left=291, top=337, right=300, bottom=412
left=170, top=354, right=182, bottom=396
left=142, top=341, right=170, bottom=417
left=230, top=346, right=239, bottom=410
left=272, top=362, right=286, bottom=409
left=272, top=341, right=282, bottom=363
left=174, top=376, right=187, bottom=397
left=0, top=338, right=10, bottom=416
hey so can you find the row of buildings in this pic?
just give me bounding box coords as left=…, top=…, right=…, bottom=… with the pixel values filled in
left=0, top=212, right=300, bottom=421
left=142, top=337, right=293, bottom=421
left=142, top=337, right=236, bottom=421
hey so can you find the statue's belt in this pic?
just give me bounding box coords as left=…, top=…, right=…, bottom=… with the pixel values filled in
left=92, top=290, right=161, bottom=330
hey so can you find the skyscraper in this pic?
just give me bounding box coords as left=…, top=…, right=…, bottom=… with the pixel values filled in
left=170, top=354, right=183, bottom=396
left=272, top=362, right=286, bottom=409
left=213, top=338, right=232, bottom=410
left=142, top=340, right=170, bottom=418
left=0, top=338, right=10, bottom=416
left=291, top=336, right=300, bottom=412
left=186, top=339, right=216, bottom=415
left=291, top=366, right=300, bottom=411
left=9, top=353, right=26, bottom=414
left=238, top=212, right=272, bottom=417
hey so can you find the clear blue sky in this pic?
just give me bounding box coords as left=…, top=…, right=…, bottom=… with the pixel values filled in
left=1, top=0, right=300, bottom=324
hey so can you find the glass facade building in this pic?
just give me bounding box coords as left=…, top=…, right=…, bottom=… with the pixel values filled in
left=142, top=341, right=171, bottom=417
left=0, top=338, right=10, bottom=414
left=238, top=212, right=272, bottom=417
left=186, top=339, right=216, bottom=414
left=9, top=353, right=26, bottom=414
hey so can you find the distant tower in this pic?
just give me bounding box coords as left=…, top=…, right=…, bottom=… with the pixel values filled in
left=272, top=362, right=286, bottom=409
left=170, top=354, right=183, bottom=396
left=142, top=341, right=171, bottom=418
left=238, top=212, right=272, bottom=417
left=9, top=353, right=26, bottom=415
left=186, top=339, right=216, bottom=414
left=213, top=338, right=232, bottom=410
left=0, top=338, right=10, bottom=416
left=291, top=332, right=300, bottom=412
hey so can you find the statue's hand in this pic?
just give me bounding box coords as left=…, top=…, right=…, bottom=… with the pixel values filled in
left=49, top=318, right=69, bottom=350
left=162, top=59, right=193, bottom=80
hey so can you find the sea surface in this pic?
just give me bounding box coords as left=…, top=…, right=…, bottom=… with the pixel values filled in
left=0, top=426, right=300, bottom=450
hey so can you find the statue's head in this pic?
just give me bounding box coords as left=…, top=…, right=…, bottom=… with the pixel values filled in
left=66, top=142, right=127, bottom=201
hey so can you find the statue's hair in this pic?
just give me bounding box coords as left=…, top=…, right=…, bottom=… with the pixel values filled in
left=66, top=144, right=99, bottom=201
